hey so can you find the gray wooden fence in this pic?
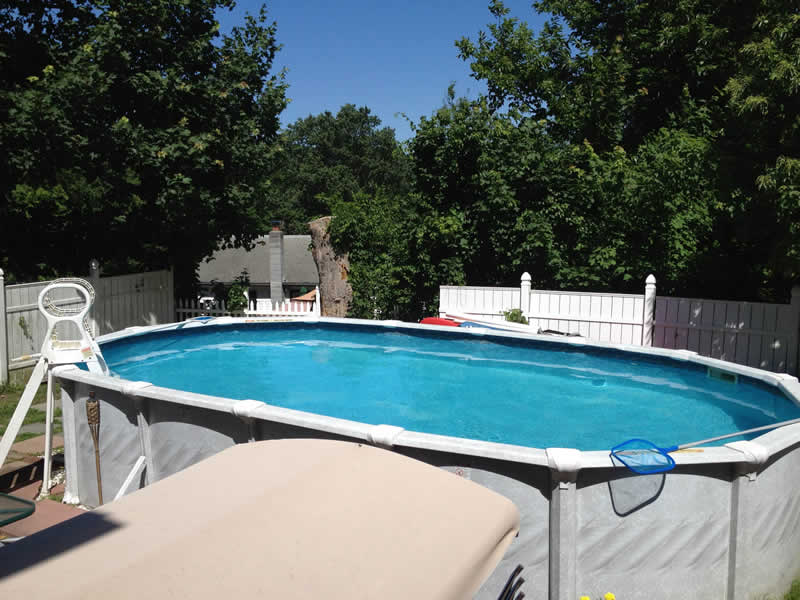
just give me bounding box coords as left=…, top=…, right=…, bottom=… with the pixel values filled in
left=653, top=291, right=800, bottom=375
left=440, top=274, right=800, bottom=375
left=1, top=263, right=173, bottom=384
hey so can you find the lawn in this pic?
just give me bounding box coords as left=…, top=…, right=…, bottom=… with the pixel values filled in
left=0, top=382, right=62, bottom=443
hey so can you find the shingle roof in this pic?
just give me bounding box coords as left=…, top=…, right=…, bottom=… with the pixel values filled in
left=196, top=235, right=319, bottom=285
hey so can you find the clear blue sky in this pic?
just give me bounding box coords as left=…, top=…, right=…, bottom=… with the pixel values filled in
left=215, top=1, right=547, bottom=141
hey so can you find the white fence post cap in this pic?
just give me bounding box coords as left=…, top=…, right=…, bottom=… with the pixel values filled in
left=521, top=272, right=531, bottom=282
left=646, top=274, right=656, bottom=285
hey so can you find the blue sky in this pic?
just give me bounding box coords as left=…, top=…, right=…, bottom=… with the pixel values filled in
left=216, top=1, right=548, bottom=141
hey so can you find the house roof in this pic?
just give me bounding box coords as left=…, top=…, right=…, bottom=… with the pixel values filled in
left=197, top=235, right=319, bottom=286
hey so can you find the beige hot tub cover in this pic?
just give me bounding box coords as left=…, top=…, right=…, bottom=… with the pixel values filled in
left=0, top=439, right=520, bottom=599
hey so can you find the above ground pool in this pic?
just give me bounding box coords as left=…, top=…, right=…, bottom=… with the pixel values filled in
left=55, top=317, right=800, bottom=600
left=100, top=321, right=800, bottom=451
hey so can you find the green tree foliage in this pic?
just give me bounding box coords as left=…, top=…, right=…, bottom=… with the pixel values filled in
left=270, top=104, right=411, bottom=233
left=334, top=0, right=798, bottom=319
left=225, top=270, right=250, bottom=313
left=407, top=91, right=715, bottom=295
left=0, top=0, right=287, bottom=291
left=449, top=0, right=800, bottom=300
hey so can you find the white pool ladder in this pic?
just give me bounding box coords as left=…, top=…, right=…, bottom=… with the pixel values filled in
left=0, top=278, right=109, bottom=496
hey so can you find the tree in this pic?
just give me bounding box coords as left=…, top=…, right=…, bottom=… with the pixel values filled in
left=0, top=0, right=287, bottom=293
left=407, top=89, right=716, bottom=296
left=269, top=104, right=412, bottom=233
left=451, top=0, right=800, bottom=300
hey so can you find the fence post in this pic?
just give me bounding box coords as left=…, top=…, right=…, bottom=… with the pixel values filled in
left=314, top=286, right=321, bottom=317
left=520, top=272, right=531, bottom=316
left=788, top=286, right=800, bottom=376
left=642, top=274, right=657, bottom=346
left=167, top=267, right=175, bottom=323
left=88, top=259, right=101, bottom=337
left=0, top=269, right=7, bottom=386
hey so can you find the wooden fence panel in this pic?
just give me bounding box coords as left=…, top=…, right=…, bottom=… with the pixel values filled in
left=4, top=282, right=83, bottom=369
left=91, top=270, right=172, bottom=336
left=654, top=296, right=798, bottom=374
left=3, top=269, right=173, bottom=376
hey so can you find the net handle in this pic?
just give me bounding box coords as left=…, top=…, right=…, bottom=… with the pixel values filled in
left=612, top=417, right=800, bottom=474
left=674, top=416, right=800, bottom=451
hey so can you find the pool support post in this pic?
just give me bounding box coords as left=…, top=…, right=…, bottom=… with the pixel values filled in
left=547, top=448, right=581, bottom=600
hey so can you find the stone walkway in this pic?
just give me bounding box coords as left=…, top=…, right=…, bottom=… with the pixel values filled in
left=0, top=434, right=84, bottom=542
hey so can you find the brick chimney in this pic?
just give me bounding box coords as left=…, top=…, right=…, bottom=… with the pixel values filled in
left=269, top=222, right=284, bottom=303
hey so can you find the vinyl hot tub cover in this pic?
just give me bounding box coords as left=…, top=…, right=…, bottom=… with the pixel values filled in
left=0, top=439, right=521, bottom=600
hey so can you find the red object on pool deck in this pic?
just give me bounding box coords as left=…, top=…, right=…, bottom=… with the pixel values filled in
left=419, top=317, right=460, bottom=327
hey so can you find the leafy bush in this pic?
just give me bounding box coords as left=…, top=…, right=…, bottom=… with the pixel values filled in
left=226, top=271, right=250, bottom=314
left=503, top=308, right=528, bottom=324
left=226, top=284, right=248, bottom=314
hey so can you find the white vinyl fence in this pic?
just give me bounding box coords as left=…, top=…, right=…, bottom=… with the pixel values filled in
left=176, top=286, right=320, bottom=321
left=1, top=263, right=173, bottom=384
left=439, top=274, right=800, bottom=375
left=440, top=274, right=656, bottom=346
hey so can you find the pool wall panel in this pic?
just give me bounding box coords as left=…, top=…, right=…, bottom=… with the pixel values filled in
left=51, top=317, right=800, bottom=600
left=575, top=467, right=732, bottom=600
left=732, top=447, right=800, bottom=600
left=62, top=380, right=143, bottom=507
left=147, top=402, right=244, bottom=482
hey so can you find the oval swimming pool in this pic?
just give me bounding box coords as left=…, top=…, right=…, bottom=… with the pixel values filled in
left=55, top=317, right=800, bottom=600
left=101, top=321, right=800, bottom=451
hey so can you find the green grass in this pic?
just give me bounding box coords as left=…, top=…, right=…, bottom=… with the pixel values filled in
left=0, top=382, right=63, bottom=442
left=785, top=581, right=800, bottom=600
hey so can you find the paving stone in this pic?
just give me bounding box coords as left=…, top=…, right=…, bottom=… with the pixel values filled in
left=0, top=495, right=84, bottom=538
left=9, top=434, right=65, bottom=456
left=18, top=423, right=46, bottom=436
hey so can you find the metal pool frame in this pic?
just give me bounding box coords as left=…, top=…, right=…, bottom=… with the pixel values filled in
left=54, top=317, right=800, bottom=600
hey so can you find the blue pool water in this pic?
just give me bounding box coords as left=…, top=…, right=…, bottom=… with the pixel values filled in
left=101, top=322, right=800, bottom=451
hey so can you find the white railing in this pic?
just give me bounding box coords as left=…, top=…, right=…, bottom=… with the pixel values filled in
left=176, top=286, right=320, bottom=321
left=1, top=263, right=174, bottom=383
left=440, top=274, right=800, bottom=375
